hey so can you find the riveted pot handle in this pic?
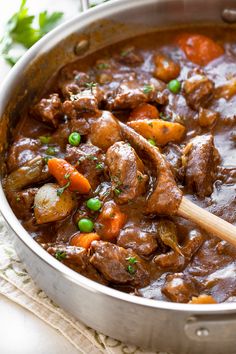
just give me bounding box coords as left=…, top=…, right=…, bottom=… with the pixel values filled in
left=81, top=0, right=89, bottom=11
left=185, top=314, right=236, bottom=342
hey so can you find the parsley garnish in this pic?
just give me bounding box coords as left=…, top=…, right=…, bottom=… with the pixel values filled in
left=64, top=173, right=71, bottom=179
left=97, top=63, right=109, bottom=70
left=148, top=121, right=153, bottom=127
left=126, top=256, right=138, bottom=265
left=55, top=250, right=67, bottom=261
left=114, top=188, right=121, bottom=196
left=88, top=155, right=98, bottom=161
left=143, top=84, right=154, bottom=94
left=127, top=265, right=136, bottom=275
left=96, top=162, right=104, bottom=170
left=57, top=181, right=70, bottom=196
left=137, top=175, right=143, bottom=182
left=159, top=112, right=171, bottom=121
left=84, top=81, right=97, bottom=92
left=0, top=0, right=63, bottom=66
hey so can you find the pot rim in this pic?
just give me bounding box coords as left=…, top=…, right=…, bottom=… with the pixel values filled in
left=1, top=0, right=236, bottom=314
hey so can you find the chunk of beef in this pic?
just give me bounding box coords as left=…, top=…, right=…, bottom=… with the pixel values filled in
left=185, top=134, right=219, bottom=197
left=117, top=46, right=143, bottom=65
left=90, top=241, right=150, bottom=287
left=198, top=107, right=219, bottom=127
left=58, top=70, right=90, bottom=98
left=117, top=225, right=158, bottom=256
left=63, top=86, right=104, bottom=118
left=154, top=229, right=204, bottom=271
left=89, top=111, right=122, bottom=150
left=154, top=53, right=180, bottom=83
left=31, top=94, right=63, bottom=127
left=8, top=188, right=38, bottom=220
left=106, top=141, right=148, bottom=203
left=47, top=244, right=106, bottom=284
left=119, top=122, right=182, bottom=215
left=162, top=143, right=184, bottom=181
left=105, top=78, right=168, bottom=111
left=65, top=143, right=105, bottom=189
left=183, top=71, right=214, bottom=111
left=7, top=137, right=41, bottom=173
left=162, top=273, right=198, bottom=303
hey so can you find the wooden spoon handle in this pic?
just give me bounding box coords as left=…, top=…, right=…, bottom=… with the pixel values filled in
left=178, top=197, right=236, bottom=246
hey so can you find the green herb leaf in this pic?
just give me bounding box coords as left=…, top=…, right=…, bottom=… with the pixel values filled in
left=96, top=162, right=104, bottom=170
left=143, top=84, right=154, bottom=94
left=127, top=265, right=136, bottom=275
left=57, top=181, right=70, bottom=196
left=96, top=62, right=109, bottom=70
left=126, top=256, right=138, bottom=264
left=0, top=0, right=63, bottom=66
left=38, top=11, right=63, bottom=35
left=114, top=188, right=121, bottom=196
left=55, top=250, right=67, bottom=261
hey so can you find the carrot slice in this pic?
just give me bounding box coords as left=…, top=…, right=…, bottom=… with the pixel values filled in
left=97, top=201, right=126, bottom=241
left=70, top=232, right=100, bottom=249
left=177, top=33, right=224, bottom=66
left=128, top=119, right=185, bottom=146
left=48, top=158, right=91, bottom=194
left=129, top=103, right=159, bottom=121
left=189, top=295, right=217, bottom=304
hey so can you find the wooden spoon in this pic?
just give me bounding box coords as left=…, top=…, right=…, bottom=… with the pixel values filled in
left=119, top=122, right=236, bottom=246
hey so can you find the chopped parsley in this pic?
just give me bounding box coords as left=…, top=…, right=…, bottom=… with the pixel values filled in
left=57, top=181, right=70, bottom=196
left=88, top=155, right=98, bottom=161
left=55, top=250, right=67, bottom=261
left=126, top=256, right=138, bottom=265
left=96, top=162, right=104, bottom=170
left=46, top=147, right=56, bottom=156
left=159, top=112, right=171, bottom=121
left=16, top=196, right=21, bottom=202
left=64, top=173, right=71, bottom=179
left=114, top=188, right=121, bottom=196
left=127, top=265, right=136, bottom=275
left=143, top=84, right=154, bottom=94
left=148, top=121, right=153, bottom=127
left=84, top=81, right=97, bottom=92
left=97, top=62, right=109, bottom=70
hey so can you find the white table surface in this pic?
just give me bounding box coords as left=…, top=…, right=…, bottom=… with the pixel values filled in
left=0, top=1, right=92, bottom=353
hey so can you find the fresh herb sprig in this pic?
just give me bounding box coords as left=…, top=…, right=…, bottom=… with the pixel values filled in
left=0, top=0, right=63, bottom=66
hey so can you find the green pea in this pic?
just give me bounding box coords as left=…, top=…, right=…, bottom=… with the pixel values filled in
left=78, top=218, right=94, bottom=233
left=168, top=79, right=181, bottom=94
left=69, top=132, right=81, bottom=146
left=86, top=198, right=102, bottom=211
left=148, top=139, right=156, bottom=146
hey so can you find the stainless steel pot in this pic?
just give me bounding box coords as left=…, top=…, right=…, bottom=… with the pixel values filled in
left=1, top=1, right=236, bottom=352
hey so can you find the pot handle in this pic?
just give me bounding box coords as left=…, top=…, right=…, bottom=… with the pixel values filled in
left=185, top=314, right=236, bottom=342
left=81, top=0, right=89, bottom=11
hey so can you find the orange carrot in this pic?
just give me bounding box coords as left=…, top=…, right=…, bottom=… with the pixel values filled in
left=97, top=201, right=126, bottom=241
left=48, top=158, right=91, bottom=194
left=70, top=232, right=100, bottom=249
left=189, top=295, right=217, bottom=304
left=177, top=33, right=224, bottom=66
left=129, top=103, right=159, bottom=121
